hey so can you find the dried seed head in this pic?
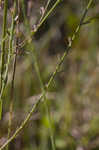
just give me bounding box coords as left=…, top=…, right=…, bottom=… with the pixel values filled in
left=40, top=6, right=45, bottom=15
left=32, top=24, right=37, bottom=32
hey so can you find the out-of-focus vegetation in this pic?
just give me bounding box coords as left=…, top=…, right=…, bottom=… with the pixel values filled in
left=0, top=0, right=99, bottom=150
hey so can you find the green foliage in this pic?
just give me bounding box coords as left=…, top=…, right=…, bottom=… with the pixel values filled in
left=0, top=0, right=99, bottom=150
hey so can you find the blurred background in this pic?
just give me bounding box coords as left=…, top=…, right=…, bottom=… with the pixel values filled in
left=0, top=0, right=99, bottom=150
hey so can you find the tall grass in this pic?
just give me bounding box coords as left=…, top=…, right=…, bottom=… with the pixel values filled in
left=0, top=0, right=97, bottom=149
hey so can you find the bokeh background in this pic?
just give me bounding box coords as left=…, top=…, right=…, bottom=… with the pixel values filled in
left=0, top=0, right=99, bottom=150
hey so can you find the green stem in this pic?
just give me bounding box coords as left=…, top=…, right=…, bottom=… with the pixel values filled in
left=7, top=2, right=16, bottom=149
left=0, top=1, right=16, bottom=98
left=0, top=0, right=8, bottom=89
left=18, top=0, right=62, bottom=48
left=0, top=0, right=8, bottom=120
left=46, top=0, right=93, bottom=89
left=31, top=0, right=61, bottom=34
left=0, top=0, right=93, bottom=149
left=31, top=45, right=56, bottom=150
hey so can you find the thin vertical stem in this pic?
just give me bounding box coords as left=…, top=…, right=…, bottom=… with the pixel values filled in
left=0, top=0, right=8, bottom=89
left=7, top=0, right=18, bottom=149
left=31, top=46, right=56, bottom=150
left=0, top=0, right=8, bottom=120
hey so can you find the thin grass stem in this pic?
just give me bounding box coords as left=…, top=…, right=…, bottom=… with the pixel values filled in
left=0, top=0, right=93, bottom=149
left=30, top=45, right=56, bottom=150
